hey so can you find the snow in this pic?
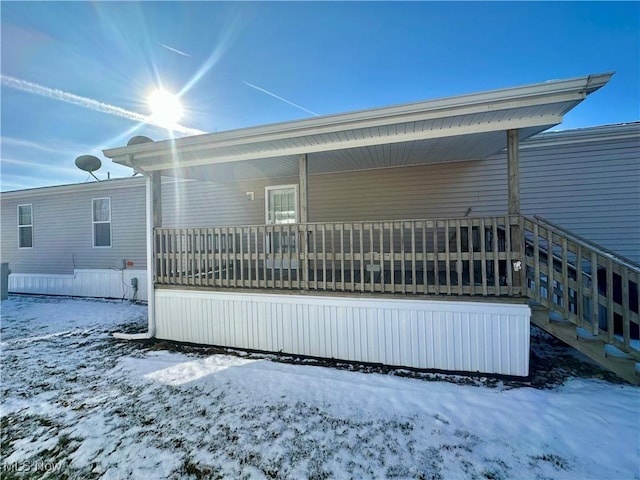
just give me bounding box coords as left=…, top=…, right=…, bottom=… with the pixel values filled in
left=1, top=295, right=639, bottom=479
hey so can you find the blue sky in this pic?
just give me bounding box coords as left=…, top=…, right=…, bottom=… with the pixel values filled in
left=1, top=1, right=638, bottom=191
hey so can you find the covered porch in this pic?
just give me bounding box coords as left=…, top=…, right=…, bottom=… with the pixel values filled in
left=104, top=73, right=638, bottom=379
left=106, top=74, right=617, bottom=297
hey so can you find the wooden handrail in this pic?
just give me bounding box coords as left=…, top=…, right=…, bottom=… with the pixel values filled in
left=153, top=215, right=522, bottom=297
left=533, top=215, right=640, bottom=270
left=523, top=216, right=639, bottom=359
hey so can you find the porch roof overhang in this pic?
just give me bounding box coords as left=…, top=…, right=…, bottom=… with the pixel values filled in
left=104, top=72, right=613, bottom=181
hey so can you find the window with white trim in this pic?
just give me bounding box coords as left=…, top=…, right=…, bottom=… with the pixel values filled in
left=18, top=204, right=33, bottom=248
left=92, top=198, right=111, bottom=247
left=265, top=185, right=298, bottom=225
left=264, top=185, right=298, bottom=257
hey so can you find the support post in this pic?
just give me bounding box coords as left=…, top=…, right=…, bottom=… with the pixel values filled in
left=507, top=129, right=520, bottom=216
left=507, top=129, right=524, bottom=291
left=151, top=172, right=162, bottom=228
left=299, top=154, right=309, bottom=289
left=148, top=172, right=162, bottom=334
left=113, top=171, right=159, bottom=341
left=299, top=154, right=308, bottom=223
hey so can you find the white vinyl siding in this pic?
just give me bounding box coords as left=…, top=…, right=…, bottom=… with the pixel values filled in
left=155, top=289, right=531, bottom=377
left=92, top=198, right=112, bottom=248
left=17, top=204, right=33, bottom=248
left=1, top=178, right=147, bottom=275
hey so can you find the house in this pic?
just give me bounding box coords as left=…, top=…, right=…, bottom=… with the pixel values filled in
left=4, top=123, right=637, bottom=299
left=3, top=73, right=638, bottom=382
left=1, top=177, right=149, bottom=301
left=100, top=72, right=640, bottom=382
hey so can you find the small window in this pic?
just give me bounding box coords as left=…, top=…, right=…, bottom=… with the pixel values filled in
left=18, top=204, right=33, bottom=248
left=92, top=198, right=111, bottom=247
left=265, top=185, right=298, bottom=224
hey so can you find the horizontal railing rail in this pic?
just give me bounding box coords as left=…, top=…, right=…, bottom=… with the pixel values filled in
left=523, top=216, right=640, bottom=359
left=533, top=215, right=640, bottom=270
left=153, top=215, right=523, bottom=297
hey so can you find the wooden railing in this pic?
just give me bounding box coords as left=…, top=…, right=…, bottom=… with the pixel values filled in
left=153, top=215, right=522, bottom=296
left=153, top=215, right=640, bottom=359
left=523, top=216, right=640, bottom=359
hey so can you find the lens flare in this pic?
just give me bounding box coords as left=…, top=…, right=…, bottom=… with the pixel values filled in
left=147, top=89, right=183, bottom=128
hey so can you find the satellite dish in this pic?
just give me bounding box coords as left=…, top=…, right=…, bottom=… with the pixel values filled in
left=75, top=155, right=102, bottom=173
left=127, top=135, right=153, bottom=146
left=75, top=155, right=102, bottom=181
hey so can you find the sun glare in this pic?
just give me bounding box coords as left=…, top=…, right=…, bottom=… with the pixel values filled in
left=147, top=88, right=183, bottom=128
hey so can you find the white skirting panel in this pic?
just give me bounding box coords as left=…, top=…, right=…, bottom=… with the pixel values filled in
left=155, top=289, right=531, bottom=377
left=8, top=269, right=148, bottom=301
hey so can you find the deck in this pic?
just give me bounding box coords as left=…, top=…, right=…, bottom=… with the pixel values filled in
left=152, top=214, right=640, bottom=383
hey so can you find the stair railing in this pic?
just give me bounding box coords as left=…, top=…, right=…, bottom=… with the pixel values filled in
left=522, top=216, right=639, bottom=359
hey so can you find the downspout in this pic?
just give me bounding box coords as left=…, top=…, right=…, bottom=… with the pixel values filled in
left=114, top=172, right=156, bottom=340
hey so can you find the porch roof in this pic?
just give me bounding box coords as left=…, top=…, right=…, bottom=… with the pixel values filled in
left=104, top=72, right=613, bottom=181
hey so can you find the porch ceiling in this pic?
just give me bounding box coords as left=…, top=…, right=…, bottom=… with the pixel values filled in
left=104, top=73, right=613, bottom=181
left=167, top=126, right=545, bottom=182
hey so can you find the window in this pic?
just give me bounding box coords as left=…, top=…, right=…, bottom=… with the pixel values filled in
left=17, top=204, right=33, bottom=248
left=264, top=185, right=298, bottom=262
left=265, top=185, right=298, bottom=224
left=92, top=198, right=111, bottom=247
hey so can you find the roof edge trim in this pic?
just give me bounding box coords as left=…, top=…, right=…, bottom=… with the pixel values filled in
left=104, top=73, right=613, bottom=162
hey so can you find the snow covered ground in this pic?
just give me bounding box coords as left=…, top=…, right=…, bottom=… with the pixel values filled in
left=1, top=295, right=638, bottom=479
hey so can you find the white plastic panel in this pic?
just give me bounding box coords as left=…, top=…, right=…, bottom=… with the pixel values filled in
left=8, top=269, right=147, bottom=301
left=155, top=290, right=530, bottom=377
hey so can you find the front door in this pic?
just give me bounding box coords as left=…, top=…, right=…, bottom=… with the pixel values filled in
left=265, top=185, right=298, bottom=268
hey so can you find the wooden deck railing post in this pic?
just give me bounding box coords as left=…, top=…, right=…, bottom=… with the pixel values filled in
left=299, top=154, right=309, bottom=291
left=507, top=129, right=524, bottom=294
left=301, top=224, right=309, bottom=290
left=512, top=215, right=526, bottom=294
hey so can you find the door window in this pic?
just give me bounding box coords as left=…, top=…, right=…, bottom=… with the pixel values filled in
left=265, top=186, right=298, bottom=258
left=265, top=185, right=297, bottom=224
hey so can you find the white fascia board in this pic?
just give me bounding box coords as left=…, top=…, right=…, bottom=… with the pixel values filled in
left=134, top=115, right=563, bottom=172
left=103, top=72, right=613, bottom=170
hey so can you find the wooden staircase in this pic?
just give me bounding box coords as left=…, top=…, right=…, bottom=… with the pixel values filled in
left=522, top=216, right=640, bottom=385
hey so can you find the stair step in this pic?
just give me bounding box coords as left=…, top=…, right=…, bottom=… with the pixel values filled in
left=523, top=218, right=640, bottom=384
left=576, top=327, right=603, bottom=342
left=549, top=310, right=570, bottom=324
left=530, top=311, right=640, bottom=385
left=604, top=344, right=634, bottom=360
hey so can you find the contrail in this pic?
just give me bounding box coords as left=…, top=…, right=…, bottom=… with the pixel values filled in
left=159, top=42, right=192, bottom=57
left=1, top=75, right=205, bottom=136
left=242, top=80, right=319, bottom=116
left=2, top=157, right=80, bottom=176
left=1, top=137, right=65, bottom=154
